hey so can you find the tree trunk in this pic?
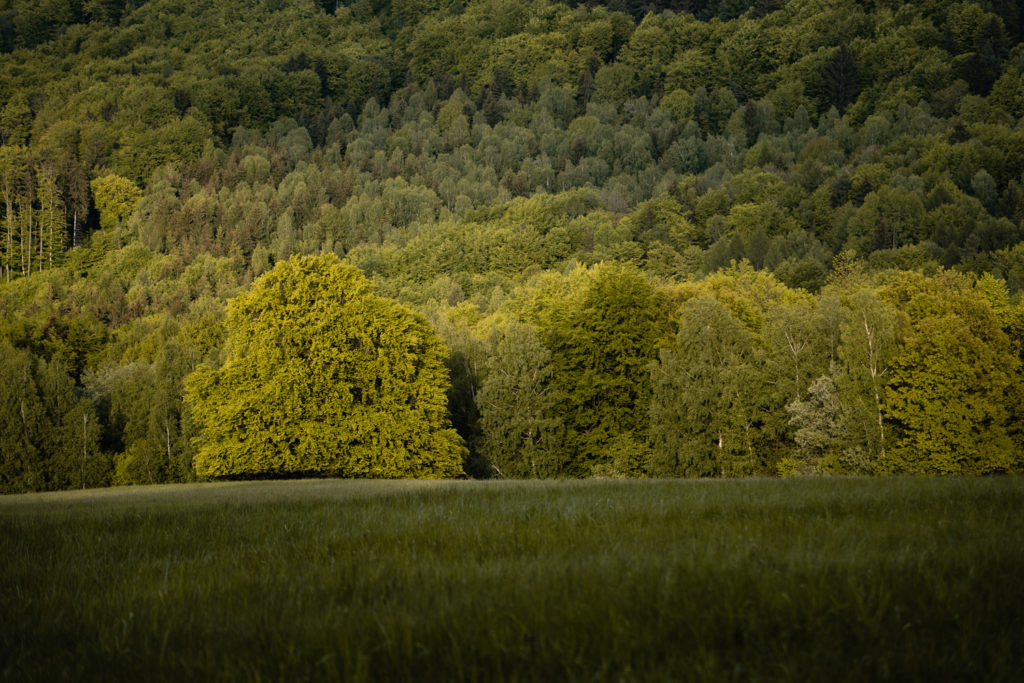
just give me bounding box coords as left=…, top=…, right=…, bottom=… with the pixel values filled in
left=24, top=206, right=31, bottom=276
left=39, top=207, right=45, bottom=270
left=48, top=202, right=55, bottom=268
left=863, top=314, right=886, bottom=457
left=165, top=419, right=173, bottom=476
left=3, top=197, right=12, bottom=283
left=81, top=412, right=89, bottom=489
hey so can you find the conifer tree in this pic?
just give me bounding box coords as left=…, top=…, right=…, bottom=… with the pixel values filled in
left=823, top=44, right=859, bottom=113
left=0, top=342, right=105, bottom=492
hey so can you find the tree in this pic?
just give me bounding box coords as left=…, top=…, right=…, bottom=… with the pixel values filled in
left=0, top=146, right=26, bottom=281
left=784, top=370, right=849, bottom=475
left=822, top=44, right=859, bottom=114
left=782, top=283, right=902, bottom=476
left=35, top=164, right=64, bottom=270
left=881, top=272, right=1022, bottom=474
left=56, top=152, right=89, bottom=249
left=475, top=322, right=565, bottom=478
left=184, top=254, right=466, bottom=479
left=649, top=296, right=769, bottom=477
left=92, top=348, right=194, bottom=487
left=833, top=287, right=902, bottom=469
left=90, top=174, right=142, bottom=231
left=0, top=343, right=44, bottom=492
left=34, top=356, right=107, bottom=490
left=884, top=313, right=1017, bottom=474
left=536, top=263, right=669, bottom=476
left=0, top=342, right=106, bottom=493
left=0, top=93, right=32, bottom=146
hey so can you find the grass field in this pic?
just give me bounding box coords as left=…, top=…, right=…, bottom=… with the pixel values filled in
left=1, top=477, right=1022, bottom=681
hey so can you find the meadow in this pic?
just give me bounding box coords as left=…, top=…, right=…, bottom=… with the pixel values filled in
left=1, top=477, right=1022, bottom=682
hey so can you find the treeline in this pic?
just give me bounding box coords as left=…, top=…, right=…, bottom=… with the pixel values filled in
left=2, top=0, right=1024, bottom=490
left=3, top=254, right=1022, bottom=491
left=457, top=260, right=1024, bottom=478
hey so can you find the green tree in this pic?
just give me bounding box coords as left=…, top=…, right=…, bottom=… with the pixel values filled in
left=806, top=290, right=886, bottom=469
left=0, top=343, right=45, bottom=492
left=476, top=322, right=565, bottom=478
left=783, top=282, right=903, bottom=476
left=649, top=296, right=769, bottom=477
left=0, top=93, right=32, bottom=146
left=184, top=254, right=465, bottom=479
left=884, top=313, right=1017, bottom=474
left=784, top=370, right=849, bottom=475
left=35, top=164, right=64, bottom=270
left=91, top=339, right=196, bottom=487
left=0, top=341, right=106, bottom=493
left=536, top=263, right=668, bottom=476
left=881, top=272, right=1022, bottom=474
left=35, top=356, right=107, bottom=490
left=835, top=288, right=902, bottom=468
left=90, top=174, right=142, bottom=231
left=0, top=145, right=27, bottom=282
left=822, top=44, right=860, bottom=113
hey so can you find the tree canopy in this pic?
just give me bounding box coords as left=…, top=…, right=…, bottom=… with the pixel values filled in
left=2, top=0, right=1024, bottom=490
left=184, top=254, right=466, bottom=479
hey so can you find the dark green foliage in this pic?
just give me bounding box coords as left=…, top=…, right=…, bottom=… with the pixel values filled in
left=90, top=340, right=198, bottom=485
left=0, top=341, right=105, bottom=493
left=823, top=44, right=860, bottom=114
left=536, top=264, right=669, bottom=475
left=649, top=297, right=767, bottom=477
left=476, top=323, right=565, bottom=478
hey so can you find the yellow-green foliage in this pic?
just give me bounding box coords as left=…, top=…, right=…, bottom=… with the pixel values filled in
left=184, top=254, right=466, bottom=479
left=89, top=174, right=142, bottom=231
left=881, top=271, right=1022, bottom=474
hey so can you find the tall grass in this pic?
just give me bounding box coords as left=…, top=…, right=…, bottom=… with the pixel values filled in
left=2, top=477, right=1022, bottom=681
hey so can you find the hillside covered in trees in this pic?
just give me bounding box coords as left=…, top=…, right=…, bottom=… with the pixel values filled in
left=2, top=0, right=1024, bottom=491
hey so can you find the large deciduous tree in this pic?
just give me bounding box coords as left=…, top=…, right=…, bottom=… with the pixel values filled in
left=90, top=173, right=142, bottom=231
left=184, top=254, right=465, bottom=479
left=535, top=263, right=669, bottom=476
left=649, top=296, right=769, bottom=477
left=475, top=322, right=565, bottom=478
left=881, top=272, right=1022, bottom=474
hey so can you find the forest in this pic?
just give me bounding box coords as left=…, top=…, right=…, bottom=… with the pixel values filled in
left=2, top=0, right=1024, bottom=491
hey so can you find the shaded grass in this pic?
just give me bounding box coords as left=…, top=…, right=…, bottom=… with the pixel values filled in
left=2, top=477, right=1022, bottom=681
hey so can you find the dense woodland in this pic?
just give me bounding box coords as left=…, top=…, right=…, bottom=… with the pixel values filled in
left=2, top=0, right=1024, bottom=491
